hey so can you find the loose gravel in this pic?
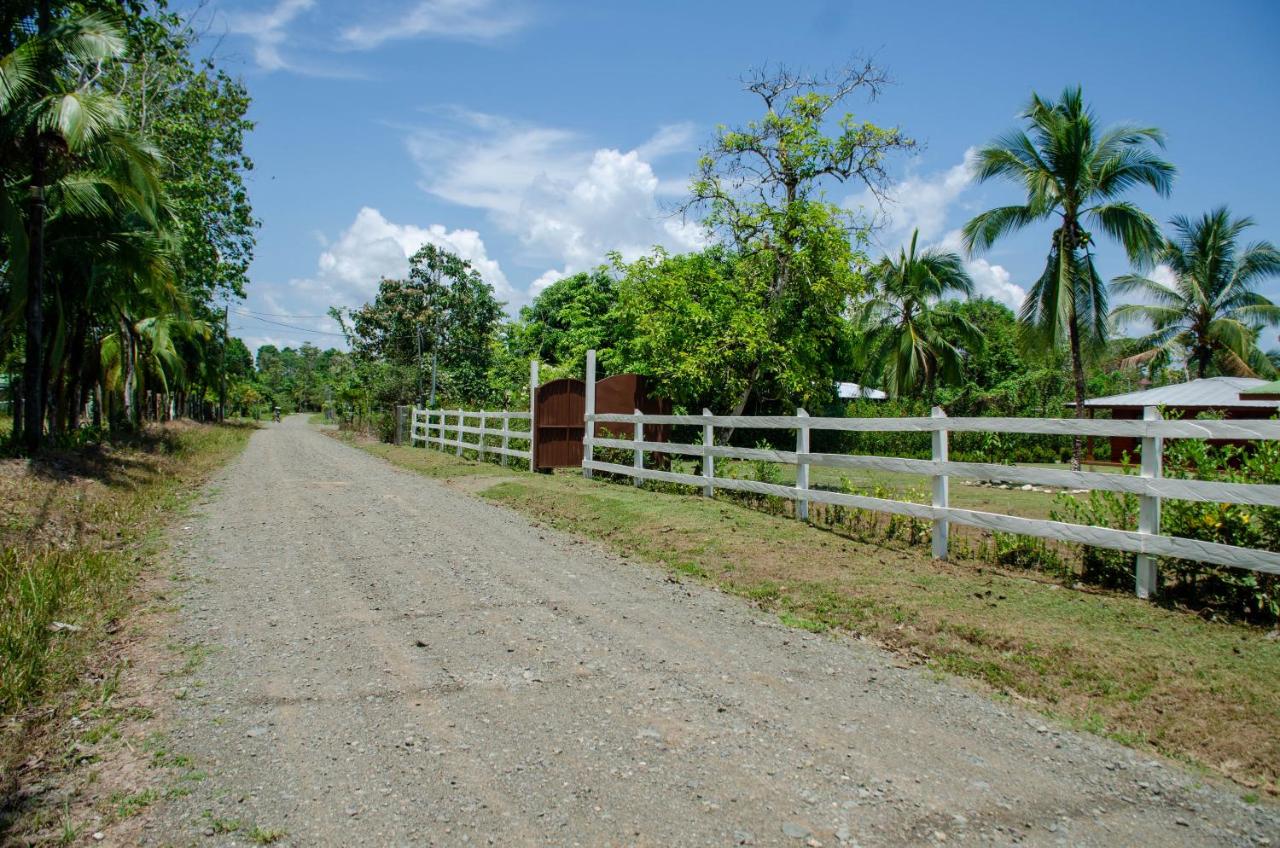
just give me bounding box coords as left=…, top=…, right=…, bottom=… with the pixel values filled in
left=146, top=416, right=1279, bottom=846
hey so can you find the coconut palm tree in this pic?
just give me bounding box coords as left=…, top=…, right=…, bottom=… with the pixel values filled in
left=1111, top=208, right=1280, bottom=378
left=858, top=229, right=980, bottom=399
left=962, top=87, right=1174, bottom=466
left=1, top=13, right=171, bottom=444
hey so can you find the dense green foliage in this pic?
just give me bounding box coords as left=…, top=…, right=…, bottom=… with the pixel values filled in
left=1053, top=427, right=1280, bottom=622
left=2, top=3, right=256, bottom=449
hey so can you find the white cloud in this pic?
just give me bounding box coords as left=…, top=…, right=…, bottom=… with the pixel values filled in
left=406, top=114, right=705, bottom=296
left=226, top=0, right=314, bottom=72
left=341, top=0, right=527, bottom=49
left=852, top=147, right=978, bottom=244
left=237, top=207, right=509, bottom=353
left=1150, top=264, right=1178, bottom=290
left=963, top=256, right=1026, bottom=309
left=852, top=149, right=1026, bottom=310
left=317, top=207, right=511, bottom=300
left=937, top=229, right=1025, bottom=309
left=635, top=122, right=698, bottom=160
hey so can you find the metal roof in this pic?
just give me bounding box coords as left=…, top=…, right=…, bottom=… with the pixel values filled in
left=1081, top=376, right=1280, bottom=408
left=837, top=382, right=888, bottom=401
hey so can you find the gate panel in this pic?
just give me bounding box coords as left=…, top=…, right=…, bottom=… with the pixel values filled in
left=594, top=374, right=672, bottom=442
left=533, top=373, right=672, bottom=470
left=533, top=378, right=585, bottom=469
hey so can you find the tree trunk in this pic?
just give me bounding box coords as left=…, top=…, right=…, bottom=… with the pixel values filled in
left=120, top=315, right=137, bottom=430
left=1067, top=310, right=1087, bottom=472
left=11, top=378, right=23, bottom=443
left=21, top=0, right=50, bottom=452
left=719, top=362, right=762, bottom=444
left=22, top=187, right=46, bottom=451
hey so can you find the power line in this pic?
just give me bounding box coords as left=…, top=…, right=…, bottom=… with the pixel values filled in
left=230, top=312, right=347, bottom=336
left=238, top=307, right=338, bottom=320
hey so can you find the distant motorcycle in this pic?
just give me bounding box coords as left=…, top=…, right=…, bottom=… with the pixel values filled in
left=272, top=407, right=282, bottom=423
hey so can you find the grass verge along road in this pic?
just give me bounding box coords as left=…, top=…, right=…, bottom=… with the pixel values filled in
left=1, top=421, right=254, bottom=839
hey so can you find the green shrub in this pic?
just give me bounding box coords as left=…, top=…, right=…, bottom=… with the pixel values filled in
left=1052, top=419, right=1279, bottom=622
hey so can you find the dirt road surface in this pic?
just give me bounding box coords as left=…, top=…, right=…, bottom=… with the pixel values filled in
left=147, top=416, right=1277, bottom=846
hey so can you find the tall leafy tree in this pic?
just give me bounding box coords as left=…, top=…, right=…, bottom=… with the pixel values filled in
left=857, top=229, right=979, bottom=399
left=1112, top=207, right=1280, bottom=378
left=2, top=4, right=256, bottom=446
left=962, top=86, right=1174, bottom=466
left=607, top=247, right=770, bottom=412
left=514, top=268, right=619, bottom=372
left=1, top=11, right=160, bottom=445
left=334, top=244, right=503, bottom=408
left=686, top=62, right=916, bottom=418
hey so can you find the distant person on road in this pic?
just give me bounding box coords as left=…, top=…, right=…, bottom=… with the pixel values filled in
left=272, top=406, right=281, bottom=423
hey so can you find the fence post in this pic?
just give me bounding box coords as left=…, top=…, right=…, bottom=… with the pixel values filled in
left=478, top=412, right=487, bottom=463
left=501, top=414, right=510, bottom=467
left=795, top=408, right=810, bottom=521
left=931, top=406, right=949, bottom=560
left=1136, top=405, right=1163, bottom=599
left=702, top=408, right=715, bottom=498
left=455, top=409, right=463, bottom=457
left=633, top=408, right=644, bottom=487
left=529, top=359, right=539, bottom=472
left=583, top=349, right=597, bottom=479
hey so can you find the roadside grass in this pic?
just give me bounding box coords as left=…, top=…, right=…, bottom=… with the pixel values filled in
left=670, top=455, right=1122, bottom=520
left=345, top=435, right=1280, bottom=795
left=0, top=422, right=254, bottom=793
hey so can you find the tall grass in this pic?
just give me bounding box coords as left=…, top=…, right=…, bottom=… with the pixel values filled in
left=0, top=423, right=252, bottom=717
left=0, top=549, right=129, bottom=712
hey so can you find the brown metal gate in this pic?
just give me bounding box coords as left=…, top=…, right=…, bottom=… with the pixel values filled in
left=533, top=373, right=670, bottom=470
left=532, top=378, right=586, bottom=469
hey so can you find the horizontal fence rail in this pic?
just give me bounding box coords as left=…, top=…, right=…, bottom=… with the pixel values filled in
left=591, top=412, right=1280, bottom=441
left=412, top=407, right=533, bottom=466
left=585, top=405, right=1280, bottom=596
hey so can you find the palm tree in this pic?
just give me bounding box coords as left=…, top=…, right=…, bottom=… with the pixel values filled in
left=1111, top=208, right=1280, bottom=378
left=858, top=229, right=980, bottom=399
left=1, top=13, right=169, bottom=444
left=962, top=86, right=1174, bottom=467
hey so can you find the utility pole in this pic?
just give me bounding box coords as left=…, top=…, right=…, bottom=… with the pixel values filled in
left=428, top=342, right=439, bottom=408
left=416, top=324, right=424, bottom=406
left=22, top=0, right=51, bottom=452
left=218, top=305, right=228, bottom=422
left=427, top=265, right=442, bottom=408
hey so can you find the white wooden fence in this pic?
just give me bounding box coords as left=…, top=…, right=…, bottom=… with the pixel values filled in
left=411, top=407, right=534, bottom=467
left=410, top=361, right=539, bottom=468
left=582, top=406, right=1280, bottom=598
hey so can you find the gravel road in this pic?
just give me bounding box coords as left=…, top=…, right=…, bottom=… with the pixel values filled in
left=148, top=416, right=1277, bottom=847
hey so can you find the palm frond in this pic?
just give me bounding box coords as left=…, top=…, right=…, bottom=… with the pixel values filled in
left=961, top=205, right=1042, bottom=254
left=1087, top=202, right=1163, bottom=265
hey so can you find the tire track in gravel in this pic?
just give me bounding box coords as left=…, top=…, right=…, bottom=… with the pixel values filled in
left=145, top=416, right=1278, bottom=847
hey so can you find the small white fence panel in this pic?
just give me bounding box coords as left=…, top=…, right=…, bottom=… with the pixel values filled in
left=412, top=407, right=533, bottom=467
left=583, top=405, right=1280, bottom=597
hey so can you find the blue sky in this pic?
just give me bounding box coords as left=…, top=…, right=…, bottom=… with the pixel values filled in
left=204, top=0, right=1280, bottom=353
